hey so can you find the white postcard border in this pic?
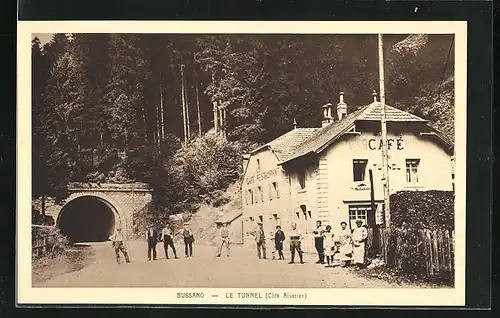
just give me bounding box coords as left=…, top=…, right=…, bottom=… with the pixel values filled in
left=17, top=20, right=467, bottom=306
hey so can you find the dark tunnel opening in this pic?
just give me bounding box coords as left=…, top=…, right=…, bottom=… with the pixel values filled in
left=58, top=196, right=116, bottom=243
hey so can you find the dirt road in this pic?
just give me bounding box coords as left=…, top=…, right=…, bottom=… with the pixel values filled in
left=34, top=241, right=403, bottom=288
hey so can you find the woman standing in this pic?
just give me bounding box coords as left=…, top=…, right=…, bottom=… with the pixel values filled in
left=274, top=225, right=285, bottom=260
left=337, top=221, right=353, bottom=267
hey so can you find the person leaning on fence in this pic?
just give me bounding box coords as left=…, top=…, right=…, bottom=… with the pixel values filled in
left=337, top=221, right=353, bottom=267
left=180, top=223, right=194, bottom=257
left=161, top=223, right=178, bottom=260
left=352, top=219, right=368, bottom=270
left=215, top=222, right=231, bottom=257
left=288, top=222, right=304, bottom=264
left=109, top=226, right=130, bottom=264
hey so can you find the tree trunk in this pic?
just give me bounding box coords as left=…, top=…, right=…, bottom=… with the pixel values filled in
left=41, top=195, right=46, bottom=217
left=180, top=65, right=187, bottom=144
left=195, top=80, right=202, bottom=137
left=160, top=83, right=165, bottom=141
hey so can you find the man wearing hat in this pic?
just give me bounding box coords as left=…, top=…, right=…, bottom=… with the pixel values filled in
left=215, top=222, right=231, bottom=257
left=250, top=222, right=267, bottom=259
left=351, top=219, right=368, bottom=269
left=146, top=223, right=158, bottom=261
left=109, top=226, right=130, bottom=264
left=180, top=222, right=194, bottom=257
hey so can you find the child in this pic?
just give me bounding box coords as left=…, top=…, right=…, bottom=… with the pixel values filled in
left=323, top=225, right=335, bottom=267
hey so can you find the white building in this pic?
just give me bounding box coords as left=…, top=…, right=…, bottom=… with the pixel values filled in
left=241, top=92, right=454, bottom=251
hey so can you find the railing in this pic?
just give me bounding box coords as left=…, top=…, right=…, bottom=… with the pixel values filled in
left=32, top=225, right=57, bottom=258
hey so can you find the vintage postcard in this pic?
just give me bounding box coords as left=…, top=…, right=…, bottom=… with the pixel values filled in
left=17, top=21, right=466, bottom=306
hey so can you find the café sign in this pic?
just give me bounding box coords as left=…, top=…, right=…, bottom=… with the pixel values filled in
left=363, top=137, right=404, bottom=151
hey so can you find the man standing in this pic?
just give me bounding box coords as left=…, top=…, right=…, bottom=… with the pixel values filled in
left=251, top=222, right=267, bottom=259
left=161, top=223, right=178, bottom=259
left=215, top=222, right=231, bottom=257
left=181, top=223, right=194, bottom=257
left=288, top=222, right=304, bottom=264
left=109, top=226, right=130, bottom=264
left=146, top=224, right=158, bottom=261
left=313, top=220, right=325, bottom=264
left=352, top=220, right=368, bottom=270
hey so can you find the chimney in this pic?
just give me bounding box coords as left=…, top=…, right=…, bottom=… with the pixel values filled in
left=293, top=118, right=297, bottom=130
left=337, top=92, right=347, bottom=121
left=372, top=89, right=378, bottom=102
left=321, top=103, right=333, bottom=128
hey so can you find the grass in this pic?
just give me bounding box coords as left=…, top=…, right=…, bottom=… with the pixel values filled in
left=32, top=243, right=96, bottom=286
left=353, top=263, right=454, bottom=288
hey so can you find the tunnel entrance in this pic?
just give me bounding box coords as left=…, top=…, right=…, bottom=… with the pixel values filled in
left=58, top=196, right=117, bottom=243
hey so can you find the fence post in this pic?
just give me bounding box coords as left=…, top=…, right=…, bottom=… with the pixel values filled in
left=445, top=229, right=451, bottom=272
left=439, top=230, right=447, bottom=271
left=426, top=230, right=433, bottom=276
left=432, top=229, right=439, bottom=273
left=42, top=236, right=47, bottom=255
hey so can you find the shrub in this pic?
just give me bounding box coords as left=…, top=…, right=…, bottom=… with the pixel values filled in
left=390, top=190, right=454, bottom=231
left=32, top=226, right=70, bottom=258
left=382, top=190, right=455, bottom=280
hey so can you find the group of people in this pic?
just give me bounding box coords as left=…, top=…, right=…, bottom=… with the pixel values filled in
left=110, top=218, right=368, bottom=269
left=239, top=219, right=368, bottom=269
left=109, top=222, right=195, bottom=264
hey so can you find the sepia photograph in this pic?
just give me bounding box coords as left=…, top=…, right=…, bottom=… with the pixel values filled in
left=17, top=21, right=466, bottom=306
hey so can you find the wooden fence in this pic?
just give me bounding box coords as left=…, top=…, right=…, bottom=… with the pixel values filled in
left=372, top=227, right=454, bottom=277
left=32, top=225, right=57, bottom=258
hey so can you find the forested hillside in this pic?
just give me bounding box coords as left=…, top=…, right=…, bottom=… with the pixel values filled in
left=32, top=33, right=454, bottom=218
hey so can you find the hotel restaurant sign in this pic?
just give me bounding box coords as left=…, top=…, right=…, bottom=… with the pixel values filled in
left=245, top=168, right=278, bottom=185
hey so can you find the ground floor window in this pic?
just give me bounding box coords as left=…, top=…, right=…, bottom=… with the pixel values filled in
left=348, top=205, right=372, bottom=230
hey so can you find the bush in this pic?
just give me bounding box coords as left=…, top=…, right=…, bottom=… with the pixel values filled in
left=152, top=131, right=246, bottom=214
left=390, top=190, right=454, bottom=231
left=32, top=226, right=70, bottom=258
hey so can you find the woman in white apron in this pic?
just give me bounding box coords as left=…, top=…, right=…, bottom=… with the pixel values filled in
left=336, top=221, right=353, bottom=267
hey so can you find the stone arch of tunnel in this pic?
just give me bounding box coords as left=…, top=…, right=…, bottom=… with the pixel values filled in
left=57, top=195, right=121, bottom=243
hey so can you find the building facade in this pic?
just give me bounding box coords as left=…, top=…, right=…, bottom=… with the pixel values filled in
left=241, top=92, right=454, bottom=251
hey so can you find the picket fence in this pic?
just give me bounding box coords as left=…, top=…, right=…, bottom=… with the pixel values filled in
left=32, top=225, right=57, bottom=258
left=372, top=228, right=454, bottom=277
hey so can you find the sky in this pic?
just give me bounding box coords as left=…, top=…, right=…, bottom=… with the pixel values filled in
left=32, top=33, right=55, bottom=45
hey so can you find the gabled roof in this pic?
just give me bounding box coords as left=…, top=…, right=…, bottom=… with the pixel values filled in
left=357, top=102, right=427, bottom=122
left=279, top=102, right=432, bottom=165
left=250, top=128, right=319, bottom=162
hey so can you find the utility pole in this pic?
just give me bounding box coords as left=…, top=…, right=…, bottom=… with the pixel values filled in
left=180, top=64, right=187, bottom=144
left=378, top=33, right=391, bottom=228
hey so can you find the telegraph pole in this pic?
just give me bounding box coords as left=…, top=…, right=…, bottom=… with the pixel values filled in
left=378, top=33, right=391, bottom=228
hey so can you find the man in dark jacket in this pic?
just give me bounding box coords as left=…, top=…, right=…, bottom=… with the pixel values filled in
left=274, top=225, right=285, bottom=260
left=146, top=224, right=158, bottom=261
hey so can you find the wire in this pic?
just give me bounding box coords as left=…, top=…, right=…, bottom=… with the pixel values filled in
left=435, top=36, right=455, bottom=104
